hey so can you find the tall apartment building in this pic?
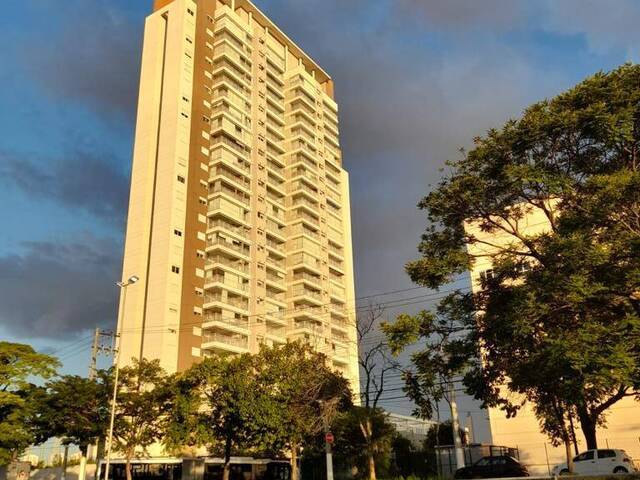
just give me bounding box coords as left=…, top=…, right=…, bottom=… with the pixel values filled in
left=116, top=0, right=359, bottom=392
left=464, top=205, right=640, bottom=473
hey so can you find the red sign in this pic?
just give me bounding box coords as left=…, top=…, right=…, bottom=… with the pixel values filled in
left=325, top=432, right=334, bottom=444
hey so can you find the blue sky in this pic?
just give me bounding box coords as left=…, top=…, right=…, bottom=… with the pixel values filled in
left=0, top=0, right=638, bottom=388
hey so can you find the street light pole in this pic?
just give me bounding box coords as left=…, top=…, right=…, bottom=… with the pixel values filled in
left=103, top=275, right=138, bottom=480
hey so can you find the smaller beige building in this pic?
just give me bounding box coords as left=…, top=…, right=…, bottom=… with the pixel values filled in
left=464, top=204, right=640, bottom=474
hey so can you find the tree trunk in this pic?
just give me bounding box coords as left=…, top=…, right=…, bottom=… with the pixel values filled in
left=568, top=414, right=579, bottom=455
left=125, top=457, right=132, bottom=480
left=290, top=443, right=299, bottom=480
left=222, top=433, right=232, bottom=480
left=564, top=439, right=574, bottom=474
left=360, top=417, right=376, bottom=480
left=78, top=445, right=88, bottom=480
left=577, top=407, right=598, bottom=449
left=368, top=453, right=376, bottom=480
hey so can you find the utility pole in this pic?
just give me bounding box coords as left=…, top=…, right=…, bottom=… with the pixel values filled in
left=319, top=401, right=334, bottom=480
left=88, top=328, right=118, bottom=465
left=449, top=383, right=466, bottom=470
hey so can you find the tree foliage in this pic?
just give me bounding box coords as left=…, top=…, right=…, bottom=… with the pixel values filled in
left=0, top=342, right=59, bottom=464
left=112, top=359, right=172, bottom=480
left=385, top=64, right=640, bottom=451
left=165, top=353, right=277, bottom=480
left=32, top=373, right=111, bottom=452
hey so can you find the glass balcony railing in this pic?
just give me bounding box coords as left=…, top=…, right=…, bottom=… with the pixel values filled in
left=203, top=313, right=249, bottom=328
left=204, top=294, right=249, bottom=311
left=205, top=255, right=249, bottom=274
left=202, top=332, right=248, bottom=349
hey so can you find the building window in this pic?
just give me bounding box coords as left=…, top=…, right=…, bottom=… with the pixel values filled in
left=171, top=265, right=180, bottom=274
left=187, top=8, right=194, bottom=15
left=177, top=175, right=185, bottom=183
left=202, top=115, right=210, bottom=123
left=174, top=229, right=183, bottom=237
left=186, top=36, right=193, bottom=44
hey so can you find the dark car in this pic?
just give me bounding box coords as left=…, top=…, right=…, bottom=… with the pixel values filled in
left=454, top=455, right=529, bottom=479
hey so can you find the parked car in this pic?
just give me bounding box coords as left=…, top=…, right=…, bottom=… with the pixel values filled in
left=552, top=449, right=636, bottom=475
left=454, top=455, right=529, bottom=479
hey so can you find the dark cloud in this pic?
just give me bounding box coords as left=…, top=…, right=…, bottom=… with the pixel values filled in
left=19, top=1, right=143, bottom=122
left=0, top=149, right=129, bottom=226
left=0, top=235, right=121, bottom=339
left=259, top=0, right=562, bottom=296
left=397, top=0, right=529, bottom=30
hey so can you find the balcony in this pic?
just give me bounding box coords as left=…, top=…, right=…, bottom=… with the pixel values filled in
left=326, top=187, right=341, bottom=204
left=289, top=99, right=316, bottom=119
left=288, top=180, right=318, bottom=199
left=288, top=209, right=319, bottom=226
left=289, top=223, right=320, bottom=240
left=328, top=242, right=344, bottom=258
left=290, top=285, right=323, bottom=301
left=204, top=293, right=249, bottom=311
left=291, top=125, right=316, bottom=144
left=207, top=236, right=250, bottom=258
left=208, top=198, right=248, bottom=223
left=202, top=331, right=249, bottom=351
left=212, top=57, right=251, bottom=90
left=205, top=255, right=249, bottom=274
left=289, top=139, right=316, bottom=158
left=266, top=254, right=286, bottom=270
left=203, top=313, right=249, bottom=329
left=210, top=133, right=250, bottom=159
left=210, top=146, right=250, bottom=175
left=213, top=87, right=250, bottom=115
left=291, top=271, right=321, bottom=286
left=206, top=273, right=249, bottom=292
left=266, top=219, right=286, bottom=240
left=207, top=219, right=249, bottom=239
left=213, top=30, right=250, bottom=55
left=211, top=166, right=250, bottom=192
left=267, top=158, right=285, bottom=178
left=330, top=284, right=346, bottom=300
left=209, top=181, right=250, bottom=206
left=288, top=252, right=321, bottom=271
left=211, top=100, right=246, bottom=125
left=288, top=237, right=320, bottom=256
left=290, top=153, right=318, bottom=172
left=289, top=167, right=318, bottom=184
left=266, top=289, right=286, bottom=303
left=212, top=42, right=252, bottom=76
left=292, top=320, right=322, bottom=333
left=266, top=190, right=285, bottom=206
left=328, top=256, right=344, bottom=271
left=266, top=237, right=285, bottom=253
left=291, top=197, right=319, bottom=212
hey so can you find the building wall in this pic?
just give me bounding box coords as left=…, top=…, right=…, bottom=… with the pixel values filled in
left=118, top=0, right=359, bottom=391
left=465, top=205, right=640, bottom=474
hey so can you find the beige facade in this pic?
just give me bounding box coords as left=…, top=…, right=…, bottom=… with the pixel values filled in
left=118, top=0, right=359, bottom=392
left=465, top=205, right=640, bottom=473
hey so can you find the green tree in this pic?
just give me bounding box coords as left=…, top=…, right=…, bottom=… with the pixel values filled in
left=31, top=373, right=110, bottom=478
left=332, top=407, right=396, bottom=480
left=255, top=342, right=352, bottom=480
left=0, top=341, right=59, bottom=464
left=384, top=64, right=640, bottom=453
left=113, top=359, right=172, bottom=480
left=164, top=353, right=276, bottom=480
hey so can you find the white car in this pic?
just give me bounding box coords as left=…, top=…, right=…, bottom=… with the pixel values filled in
left=552, top=449, right=636, bottom=475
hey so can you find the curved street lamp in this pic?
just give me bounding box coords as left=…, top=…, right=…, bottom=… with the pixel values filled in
left=103, top=275, right=139, bottom=480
